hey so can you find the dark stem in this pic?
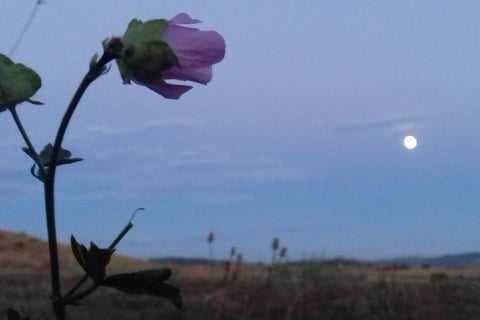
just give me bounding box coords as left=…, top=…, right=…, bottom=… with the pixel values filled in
left=44, top=50, right=116, bottom=320
left=9, top=107, right=45, bottom=177
left=61, top=283, right=98, bottom=306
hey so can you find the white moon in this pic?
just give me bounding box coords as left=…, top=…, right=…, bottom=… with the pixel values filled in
left=403, top=135, right=417, bottom=150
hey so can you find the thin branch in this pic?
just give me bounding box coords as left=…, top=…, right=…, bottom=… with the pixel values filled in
left=9, top=0, right=45, bottom=57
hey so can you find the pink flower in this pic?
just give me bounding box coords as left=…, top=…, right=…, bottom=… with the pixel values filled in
left=118, top=13, right=225, bottom=99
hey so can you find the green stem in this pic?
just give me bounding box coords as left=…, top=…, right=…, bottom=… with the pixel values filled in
left=9, top=107, right=46, bottom=177
left=43, top=51, right=116, bottom=320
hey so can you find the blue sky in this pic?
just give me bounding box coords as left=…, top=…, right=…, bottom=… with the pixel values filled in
left=2, top=1, right=480, bottom=262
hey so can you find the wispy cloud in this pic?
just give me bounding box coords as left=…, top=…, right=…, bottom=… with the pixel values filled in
left=70, top=118, right=194, bottom=140
left=334, top=114, right=429, bottom=133
left=124, top=144, right=318, bottom=190
left=52, top=138, right=319, bottom=204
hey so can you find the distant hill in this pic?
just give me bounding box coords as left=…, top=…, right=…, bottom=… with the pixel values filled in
left=0, top=229, right=153, bottom=273
left=3, top=229, right=480, bottom=269
left=152, top=257, right=219, bottom=265
left=379, top=252, right=480, bottom=267
left=152, top=253, right=480, bottom=268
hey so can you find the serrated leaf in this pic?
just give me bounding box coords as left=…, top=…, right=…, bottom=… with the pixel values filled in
left=0, top=53, right=41, bottom=111
left=102, top=269, right=182, bottom=309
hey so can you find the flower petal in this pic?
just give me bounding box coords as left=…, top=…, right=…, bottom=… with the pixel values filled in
left=163, top=25, right=225, bottom=69
left=163, top=65, right=212, bottom=84
left=169, top=13, right=201, bottom=25
left=133, top=79, right=192, bottom=99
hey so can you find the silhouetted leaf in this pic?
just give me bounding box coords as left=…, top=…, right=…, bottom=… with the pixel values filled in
left=86, top=242, right=114, bottom=283
left=71, top=235, right=89, bottom=271
left=21, top=147, right=37, bottom=163
left=22, top=143, right=82, bottom=176
left=102, top=269, right=182, bottom=309
left=26, top=98, right=43, bottom=105
left=37, top=143, right=83, bottom=167
left=70, top=235, right=114, bottom=283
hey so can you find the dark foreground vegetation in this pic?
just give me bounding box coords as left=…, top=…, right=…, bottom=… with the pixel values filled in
left=3, top=260, right=480, bottom=320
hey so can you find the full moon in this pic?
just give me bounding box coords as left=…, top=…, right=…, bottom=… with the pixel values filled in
left=403, top=135, right=417, bottom=150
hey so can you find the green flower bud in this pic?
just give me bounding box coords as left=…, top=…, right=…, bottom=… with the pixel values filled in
left=121, top=40, right=178, bottom=83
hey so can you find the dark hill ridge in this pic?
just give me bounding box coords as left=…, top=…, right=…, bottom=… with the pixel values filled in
left=378, top=252, right=480, bottom=267
left=2, top=229, right=480, bottom=267
left=153, top=253, right=480, bottom=267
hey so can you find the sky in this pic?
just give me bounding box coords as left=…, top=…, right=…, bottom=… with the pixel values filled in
left=1, top=1, right=480, bottom=262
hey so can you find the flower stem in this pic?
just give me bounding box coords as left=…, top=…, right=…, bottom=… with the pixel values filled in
left=43, top=50, right=116, bottom=320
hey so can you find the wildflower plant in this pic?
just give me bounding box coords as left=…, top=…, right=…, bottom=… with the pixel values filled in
left=1, top=12, right=225, bottom=320
left=207, top=231, right=215, bottom=261
left=272, top=237, right=280, bottom=265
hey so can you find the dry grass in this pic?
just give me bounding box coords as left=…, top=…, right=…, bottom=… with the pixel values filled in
left=3, top=230, right=480, bottom=319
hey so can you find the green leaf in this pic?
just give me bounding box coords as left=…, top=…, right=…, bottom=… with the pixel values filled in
left=102, top=269, right=182, bottom=309
left=0, top=53, right=41, bottom=111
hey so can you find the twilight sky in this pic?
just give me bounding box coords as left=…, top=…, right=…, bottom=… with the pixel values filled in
left=2, top=1, right=480, bottom=262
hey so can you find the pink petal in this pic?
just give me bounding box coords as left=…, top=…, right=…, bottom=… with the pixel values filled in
left=169, top=13, right=201, bottom=25
left=133, top=79, right=193, bottom=99
left=163, top=65, right=212, bottom=84
left=163, top=25, right=226, bottom=69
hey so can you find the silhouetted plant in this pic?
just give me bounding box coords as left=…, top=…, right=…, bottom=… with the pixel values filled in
left=271, top=237, right=280, bottom=265
left=2, top=11, right=225, bottom=320
left=279, top=246, right=288, bottom=263
left=207, top=231, right=215, bottom=261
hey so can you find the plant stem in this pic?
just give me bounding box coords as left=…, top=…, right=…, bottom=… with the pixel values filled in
left=43, top=50, right=116, bottom=320
left=9, top=107, right=46, bottom=177
left=63, top=211, right=137, bottom=301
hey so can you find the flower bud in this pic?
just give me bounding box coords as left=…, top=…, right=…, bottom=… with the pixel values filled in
left=114, top=13, right=225, bottom=99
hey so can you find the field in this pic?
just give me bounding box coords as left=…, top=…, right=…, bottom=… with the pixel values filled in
left=2, top=230, right=480, bottom=320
